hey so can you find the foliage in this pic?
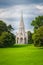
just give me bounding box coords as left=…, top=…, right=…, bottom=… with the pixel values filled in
left=27, top=31, right=33, bottom=44
left=8, top=25, right=14, bottom=32
left=31, top=16, right=43, bottom=46
left=32, top=26, right=43, bottom=46
left=0, top=20, right=14, bottom=35
left=0, top=20, right=8, bottom=35
left=31, top=16, right=43, bottom=32
left=0, top=20, right=15, bottom=47
left=0, top=32, right=15, bottom=47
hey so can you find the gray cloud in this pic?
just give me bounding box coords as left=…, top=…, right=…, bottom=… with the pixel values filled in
left=0, top=2, right=43, bottom=33
left=0, top=0, right=43, bottom=8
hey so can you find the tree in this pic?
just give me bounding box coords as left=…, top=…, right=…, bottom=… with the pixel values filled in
left=31, top=16, right=43, bottom=32
left=0, top=20, right=15, bottom=47
left=0, top=20, right=8, bottom=35
left=0, top=20, right=14, bottom=35
left=0, top=32, right=15, bottom=47
left=27, top=31, right=33, bottom=44
left=7, top=25, right=14, bottom=32
left=32, top=26, right=43, bottom=46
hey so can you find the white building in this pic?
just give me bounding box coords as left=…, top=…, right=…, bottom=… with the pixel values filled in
left=16, top=12, right=28, bottom=44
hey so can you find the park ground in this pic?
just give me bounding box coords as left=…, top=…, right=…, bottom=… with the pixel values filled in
left=0, top=44, right=43, bottom=65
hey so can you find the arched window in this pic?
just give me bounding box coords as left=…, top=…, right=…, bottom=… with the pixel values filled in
left=20, top=38, right=23, bottom=43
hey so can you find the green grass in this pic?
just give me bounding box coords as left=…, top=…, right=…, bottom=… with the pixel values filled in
left=0, top=44, right=43, bottom=65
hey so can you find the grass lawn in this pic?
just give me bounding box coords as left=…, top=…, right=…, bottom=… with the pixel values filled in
left=0, top=44, right=43, bottom=65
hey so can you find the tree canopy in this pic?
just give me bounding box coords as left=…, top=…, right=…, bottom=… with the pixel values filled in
left=0, top=32, right=15, bottom=47
left=31, top=16, right=43, bottom=46
left=31, top=16, right=43, bottom=32
left=27, top=31, right=32, bottom=44
left=0, top=20, right=15, bottom=47
left=0, top=20, right=8, bottom=35
left=8, top=25, right=14, bottom=32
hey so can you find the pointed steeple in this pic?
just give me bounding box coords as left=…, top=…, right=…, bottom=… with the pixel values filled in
left=20, top=11, right=23, bottom=23
left=19, top=11, right=24, bottom=28
left=16, top=11, right=28, bottom=44
left=19, top=11, right=25, bottom=33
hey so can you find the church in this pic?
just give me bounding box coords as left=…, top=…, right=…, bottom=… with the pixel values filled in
left=16, top=12, right=28, bottom=44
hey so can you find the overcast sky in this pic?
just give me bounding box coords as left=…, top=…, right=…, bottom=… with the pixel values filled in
left=0, top=0, right=43, bottom=34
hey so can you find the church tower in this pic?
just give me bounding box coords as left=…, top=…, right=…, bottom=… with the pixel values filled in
left=16, top=12, right=28, bottom=44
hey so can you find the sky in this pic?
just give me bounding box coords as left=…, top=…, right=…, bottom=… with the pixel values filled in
left=0, top=0, right=43, bottom=34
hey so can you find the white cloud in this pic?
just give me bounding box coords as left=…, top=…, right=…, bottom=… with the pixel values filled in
left=36, top=5, right=43, bottom=10
left=36, top=5, right=43, bottom=13
left=0, top=4, right=43, bottom=34
left=0, top=4, right=43, bottom=19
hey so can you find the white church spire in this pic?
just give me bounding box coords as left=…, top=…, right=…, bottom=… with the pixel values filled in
left=16, top=11, right=28, bottom=44
left=19, top=11, right=25, bottom=33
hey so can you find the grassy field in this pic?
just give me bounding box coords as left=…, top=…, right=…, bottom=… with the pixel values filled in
left=0, top=44, right=43, bottom=65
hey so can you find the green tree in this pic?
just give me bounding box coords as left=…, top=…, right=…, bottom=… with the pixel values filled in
left=0, top=20, right=8, bottom=35
left=31, top=16, right=43, bottom=32
left=0, top=20, right=15, bottom=47
left=0, top=20, right=14, bottom=35
left=27, top=31, right=33, bottom=44
left=32, top=26, right=43, bottom=46
left=8, top=25, right=14, bottom=32
left=0, top=32, right=15, bottom=47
